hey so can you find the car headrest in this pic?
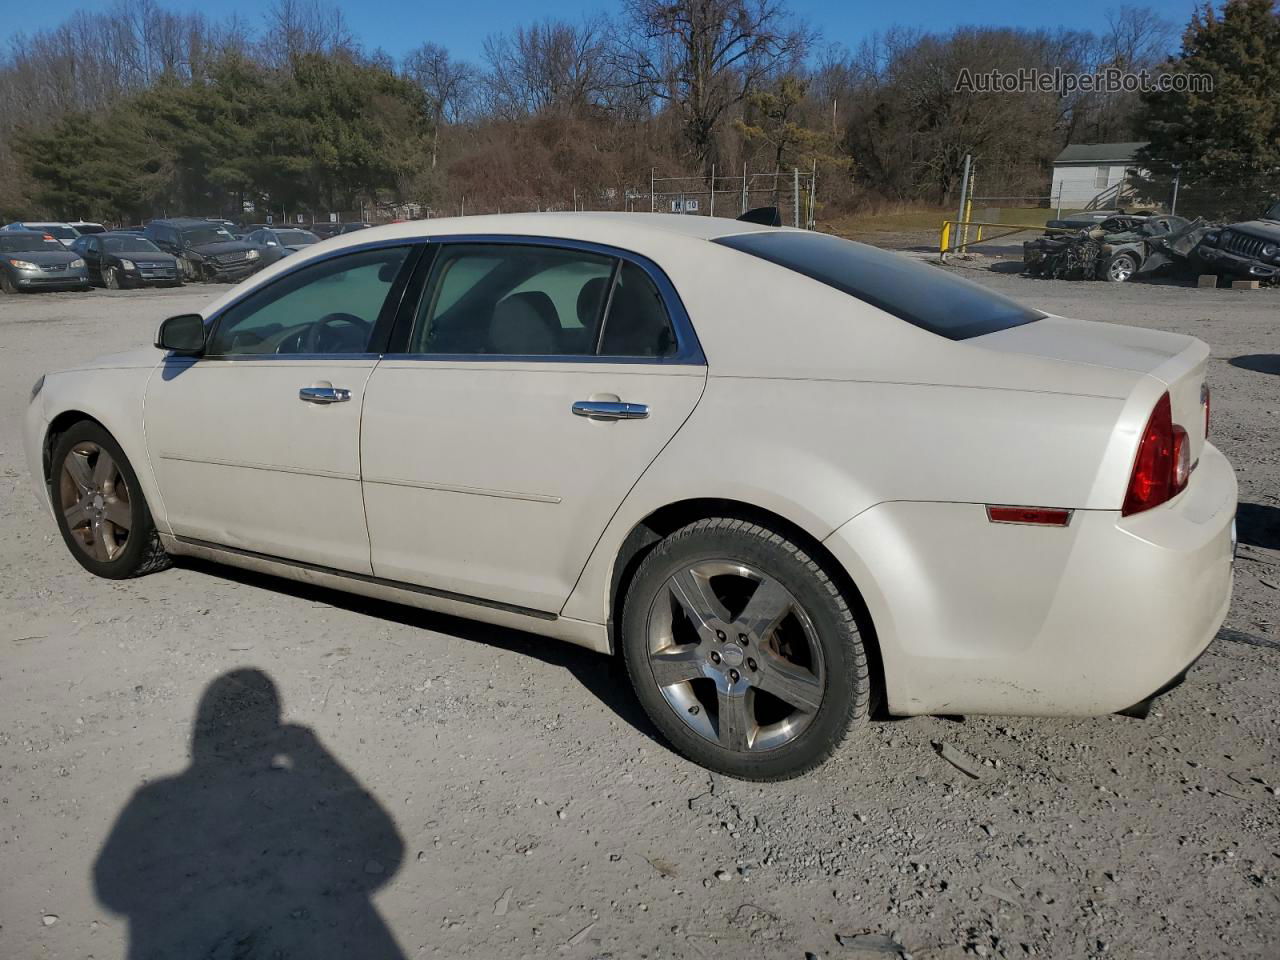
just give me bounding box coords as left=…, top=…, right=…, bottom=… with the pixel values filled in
left=489, top=296, right=558, bottom=355
left=508, top=290, right=559, bottom=330
left=576, top=276, right=610, bottom=326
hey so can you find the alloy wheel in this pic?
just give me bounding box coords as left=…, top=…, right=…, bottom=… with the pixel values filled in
left=645, top=560, right=826, bottom=752
left=1108, top=256, right=1135, bottom=282
left=58, top=441, right=132, bottom=562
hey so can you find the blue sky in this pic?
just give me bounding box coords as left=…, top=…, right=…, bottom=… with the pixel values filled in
left=10, top=0, right=1202, bottom=63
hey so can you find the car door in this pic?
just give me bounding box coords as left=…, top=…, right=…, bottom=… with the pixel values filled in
left=360, top=239, right=707, bottom=615
left=145, top=244, right=419, bottom=572
left=82, top=237, right=102, bottom=282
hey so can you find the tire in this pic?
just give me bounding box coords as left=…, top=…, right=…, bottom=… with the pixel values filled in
left=50, top=421, right=171, bottom=580
left=1103, top=251, right=1139, bottom=282
left=0, top=271, right=16, bottom=294
left=620, top=517, right=870, bottom=780
left=103, top=265, right=120, bottom=289
left=179, top=256, right=197, bottom=282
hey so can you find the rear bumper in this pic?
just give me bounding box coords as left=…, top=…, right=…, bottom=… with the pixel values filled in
left=823, top=442, right=1237, bottom=716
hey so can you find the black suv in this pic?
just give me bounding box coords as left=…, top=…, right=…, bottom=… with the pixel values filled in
left=143, top=218, right=263, bottom=282
left=1195, top=201, right=1280, bottom=283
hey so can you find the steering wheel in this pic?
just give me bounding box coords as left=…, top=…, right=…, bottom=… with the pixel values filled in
left=302, top=313, right=370, bottom=353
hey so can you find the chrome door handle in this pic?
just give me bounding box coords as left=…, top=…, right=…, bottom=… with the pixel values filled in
left=299, top=385, right=351, bottom=404
left=572, top=400, right=649, bottom=420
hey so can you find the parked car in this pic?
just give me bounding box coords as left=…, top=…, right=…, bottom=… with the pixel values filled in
left=143, top=218, right=261, bottom=282
left=23, top=214, right=1235, bottom=780
left=1194, top=201, right=1280, bottom=284
left=3, top=221, right=81, bottom=247
left=68, top=221, right=108, bottom=235
left=71, top=232, right=182, bottom=289
left=244, top=226, right=321, bottom=266
left=310, top=221, right=370, bottom=239
left=0, top=230, right=91, bottom=292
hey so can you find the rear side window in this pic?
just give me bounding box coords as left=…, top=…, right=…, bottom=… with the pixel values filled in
left=715, top=231, right=1043, bottom=340
left=407, top=243, right=679, bottom=358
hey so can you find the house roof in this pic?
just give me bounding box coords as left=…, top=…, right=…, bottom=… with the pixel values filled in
left=1053, top=142, right=1149, bottom=164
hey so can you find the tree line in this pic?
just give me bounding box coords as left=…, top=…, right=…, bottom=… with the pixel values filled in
left=0, top=0, right=1275, bottom=224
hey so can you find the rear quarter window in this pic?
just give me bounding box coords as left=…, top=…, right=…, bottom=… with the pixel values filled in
left=715, top=231, right=1043, bottom=340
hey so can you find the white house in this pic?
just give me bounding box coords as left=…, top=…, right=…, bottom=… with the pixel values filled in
left=1050, top=142, right=1148, bottom=207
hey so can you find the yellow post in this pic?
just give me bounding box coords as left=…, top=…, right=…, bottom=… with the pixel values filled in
left=940, top=220, right=951, bottom=255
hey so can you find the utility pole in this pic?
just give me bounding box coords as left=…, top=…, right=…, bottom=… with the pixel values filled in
left=709, top=164, right=715, bottom=217
left=741, top=163, right=748, bottom=213
left=650, top=168, right=655, bottom=213
left=955, top=154, right=972, bottom=254
left=1170, top=164, right=1181, bottom=216
left=793, top=168, right=800, bottom=227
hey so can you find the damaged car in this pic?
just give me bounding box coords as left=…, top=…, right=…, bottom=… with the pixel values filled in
left=1193, top=201, right=1280, bottom=284
left=143, top=218, right=262, bottom=283
left=1024, top=214, right=1208, bottom=283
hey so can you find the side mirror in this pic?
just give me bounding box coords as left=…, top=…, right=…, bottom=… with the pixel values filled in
left=155, top=314, right=206, bottom=355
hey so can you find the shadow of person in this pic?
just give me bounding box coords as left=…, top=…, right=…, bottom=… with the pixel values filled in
left=93, top=669, right=407, bottom=960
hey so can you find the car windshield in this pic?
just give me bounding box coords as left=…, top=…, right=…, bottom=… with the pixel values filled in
left=716, top=231, right=1044, bottom=340
left=0, top=234, right=63, bottom=253
left=275, top=230, right=319, bottom=245
left=102, top=236, right=162, bottom=254
left=31, top=224, right=78, bottom=239
left=180, top=226, right=235, bottom=244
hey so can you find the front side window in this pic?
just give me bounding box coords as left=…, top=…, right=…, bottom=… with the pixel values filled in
left=407, top=243, right=679, bottom=358
left=207, top=246, right=411, bottom=356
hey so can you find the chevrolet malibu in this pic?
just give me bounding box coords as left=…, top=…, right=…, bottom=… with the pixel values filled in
left=23, top=213, right=1236, bottom=780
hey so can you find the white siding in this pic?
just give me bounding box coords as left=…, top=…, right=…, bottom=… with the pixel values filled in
left=1051, top=163, right=1130, bottom=207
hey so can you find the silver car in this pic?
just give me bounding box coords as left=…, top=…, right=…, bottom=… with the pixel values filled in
left=0, top=231, right=92, bottom=293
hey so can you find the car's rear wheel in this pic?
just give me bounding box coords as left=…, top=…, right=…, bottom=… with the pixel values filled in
left=50, top=422, right=171, bottom=579
left=103, top=265, right=121, bottom=289
left=621, top=517, right=870, bottom=780
left=1103, top=251, right=1139, bottom=282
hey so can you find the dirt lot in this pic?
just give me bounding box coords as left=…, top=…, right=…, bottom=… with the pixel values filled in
left=1, top=269, right=1277, bottom=960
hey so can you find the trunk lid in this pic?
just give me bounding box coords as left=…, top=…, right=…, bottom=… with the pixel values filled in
left=974, top=314, right=1210, bottom=460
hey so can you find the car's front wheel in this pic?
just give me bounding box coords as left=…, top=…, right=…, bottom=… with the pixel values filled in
left=103, top=265, right=121, bottom=289
left=621, top=517, right=871, bottom=780
left=1103, top=251, right=1139, bottom=282
left=50, top=422, right=171, bottom=579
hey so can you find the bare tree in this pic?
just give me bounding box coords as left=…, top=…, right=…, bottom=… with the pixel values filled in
left=620, top=0, right=811, bottom=175
left=259, top=0, right=354, bottom=68
left=481, top=18, right=611, bottom=121
left=403, top=42, right=477, bottom=168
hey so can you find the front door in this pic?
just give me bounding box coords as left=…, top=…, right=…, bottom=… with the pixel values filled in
left=145, top=245, right=417, bottom=573
left=360, top=240, right=706, bottom=614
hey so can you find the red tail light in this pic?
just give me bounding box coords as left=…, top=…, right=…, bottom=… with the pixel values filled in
left=1122, top=393, right=1190, bottom=516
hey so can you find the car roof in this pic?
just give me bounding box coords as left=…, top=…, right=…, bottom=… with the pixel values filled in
left=312, top=211, right=773, bottom=247
left=199, top=212, right=785, bottom=320
left=14, top=221, right=74, bottom=227
left=151, top=217, right=227, bottom=227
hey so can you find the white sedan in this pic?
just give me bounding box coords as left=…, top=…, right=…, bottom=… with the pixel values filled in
left=23, top=213, right=1236, bottom=780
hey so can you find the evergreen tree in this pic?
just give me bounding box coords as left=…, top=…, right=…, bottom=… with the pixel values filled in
left=1134, top=0, right=1280, bottom=218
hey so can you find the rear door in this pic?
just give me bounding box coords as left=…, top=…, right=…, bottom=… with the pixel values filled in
left=360, top=238, right=707, bottom=614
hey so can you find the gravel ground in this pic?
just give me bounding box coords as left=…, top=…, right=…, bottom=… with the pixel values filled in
left=1, top=268, right=1277, bottom=960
